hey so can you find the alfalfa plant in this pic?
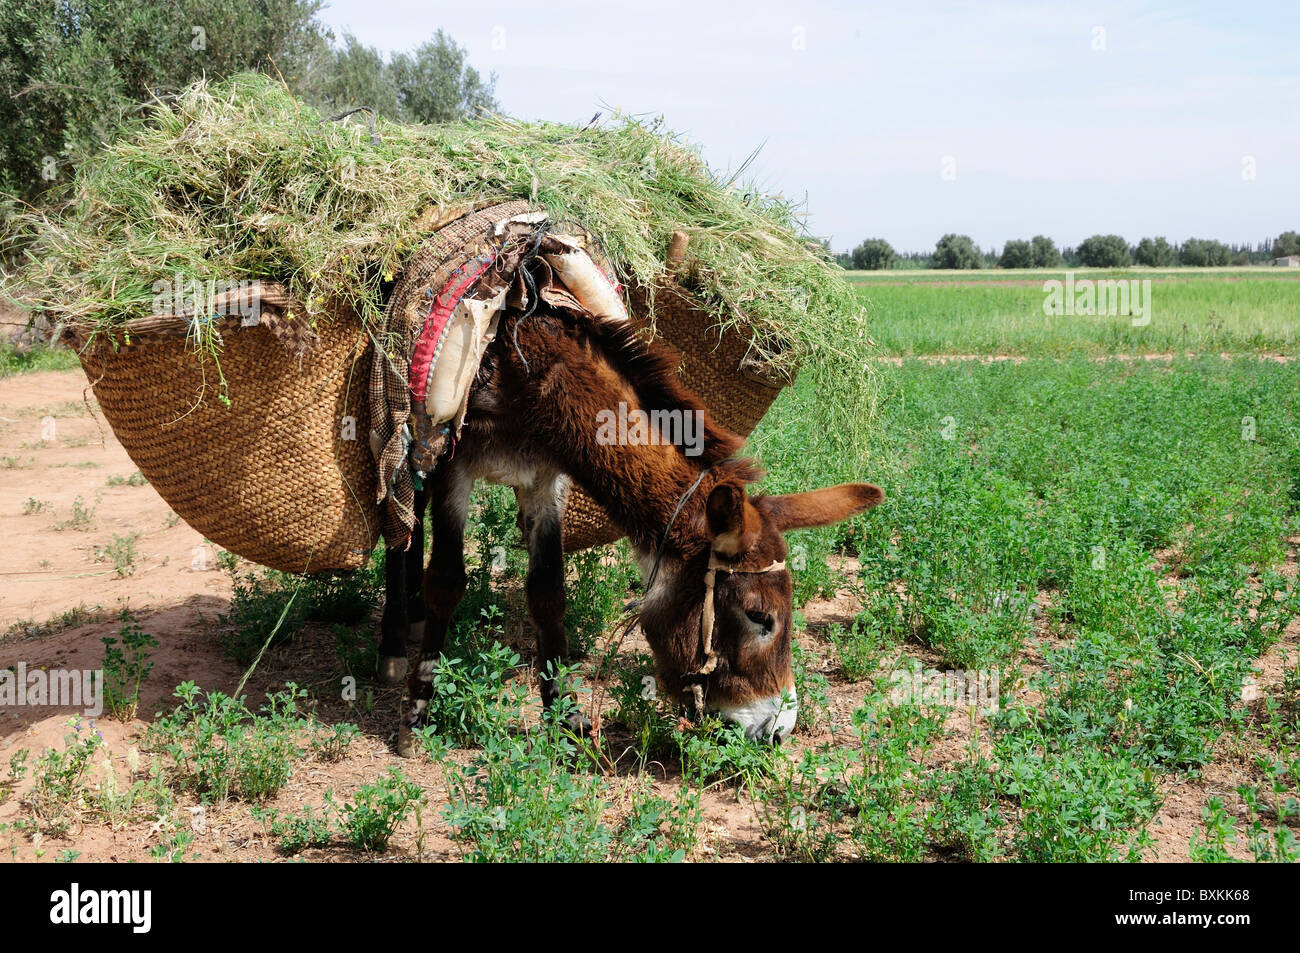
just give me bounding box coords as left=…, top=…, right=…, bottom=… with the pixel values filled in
left=337, top=768, right=424, bottom=851
left=253, top=768, right=424, bottom=854
left=563, top=544, right=637, bottom=658
left=99, top=609, right=157, bottom=720
left=310, top=721, right=360, bottom=763
left=20, top=722, right=103, bottom=837
left=303, top=572, right=380, bottom=626
left=755, top=747, right=853, bottom=862
left=331, top=623, right=379, bottom=680
left=441, top=711, right=614, bottom=862
left=219, top=568, right=306, bottom=666
left=791, top=634, right=832, bottom=732
left=418, top=636, right=529, bottom=748
left=1, top=751, right=29, bottom=806
left=677, top=719, right=778, bottom=793
left=612, top=780, right=703, bottom=862
left=1236, top=762, right=1300, bottom=863
left=52, top=495, right=95, bottom=532
left=608, top=653, right=680, bottom=765
left=146, top=682, right=310, bottom=803
left=93, top=533, right=138, bottom=578
left=252, top=802, right=335, bottom=854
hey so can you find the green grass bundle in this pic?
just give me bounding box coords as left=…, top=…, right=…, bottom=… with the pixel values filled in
left=9, top=72, right=877, bottom=463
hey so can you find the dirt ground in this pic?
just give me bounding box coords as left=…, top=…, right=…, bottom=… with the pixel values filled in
left=0, top=368, right=1289, bottom=862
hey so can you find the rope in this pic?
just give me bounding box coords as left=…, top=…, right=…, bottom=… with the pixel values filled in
left=320, top=106, right=381, bottom=146
left=644, top=468, right=709, bottom=594
left=508, top=222, right=553, bottom=374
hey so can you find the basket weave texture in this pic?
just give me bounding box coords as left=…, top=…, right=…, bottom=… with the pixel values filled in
left=76, top=306, right=378, bottom=572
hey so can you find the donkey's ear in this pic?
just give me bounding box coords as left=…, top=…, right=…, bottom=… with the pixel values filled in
left=705, top=480, right=762, bottom=555
left=756, top=483, right=884, bottom=532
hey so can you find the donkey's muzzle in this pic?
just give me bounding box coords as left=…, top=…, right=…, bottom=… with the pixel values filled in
left=716, top=687, right=798, bottom=745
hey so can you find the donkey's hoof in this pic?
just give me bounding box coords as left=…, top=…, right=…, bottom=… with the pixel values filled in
left=378, top=656, right=408, bottom=685
left=564, top=711, right=595, bottom=742
left=394, top=725, right=420, bottom=759
left=406, top=620, right=425, bottom=645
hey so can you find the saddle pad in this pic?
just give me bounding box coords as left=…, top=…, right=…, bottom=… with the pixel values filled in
left=372, top=202, right=627, bottom=552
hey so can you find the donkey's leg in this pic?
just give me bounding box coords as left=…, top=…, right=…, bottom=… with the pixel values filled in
left=404, top=482, right=431, bottom=642
left=378, top=483, right=433, bottom=684
left=519, top=472, right=589, bottom=736
left=395, top=465, right=471, bottom=757
left=378, top=544, right=412, bottom=684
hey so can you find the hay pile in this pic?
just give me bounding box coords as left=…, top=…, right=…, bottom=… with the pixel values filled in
left=10, top=72, right=877, bottom=461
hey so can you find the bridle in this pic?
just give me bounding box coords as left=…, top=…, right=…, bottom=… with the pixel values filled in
left=686, top=552, right=786, bottom=714
left=643, top=468, right=788, bottom=716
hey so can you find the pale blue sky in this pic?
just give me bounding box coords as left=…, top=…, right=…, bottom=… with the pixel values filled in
left=316, top=1, right=1299, bottom=254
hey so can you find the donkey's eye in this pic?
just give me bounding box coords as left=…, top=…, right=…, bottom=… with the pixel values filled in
left=746, top=610, right=774, bottom=631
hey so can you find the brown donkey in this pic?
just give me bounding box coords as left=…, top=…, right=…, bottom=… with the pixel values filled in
left=380, top=298, right=883, bottom=756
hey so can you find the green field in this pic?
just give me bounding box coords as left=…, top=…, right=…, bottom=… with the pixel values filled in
left=845, top=266, right=1300, bottom=282
left=846, top=267, right=1300, bottom=357
left=749, top=349, right=1299, bottom=860
left=737, top=270, right=1300, bottom=860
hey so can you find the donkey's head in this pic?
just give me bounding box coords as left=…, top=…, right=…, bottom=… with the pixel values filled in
left=641, top=478, right=884, bottom=743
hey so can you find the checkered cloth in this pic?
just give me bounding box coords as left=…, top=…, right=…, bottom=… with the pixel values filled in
left=368, top=202, right=535, bottom=552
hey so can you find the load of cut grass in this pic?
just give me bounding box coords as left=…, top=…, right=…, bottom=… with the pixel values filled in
left=10, top=72, right=877, bottom=467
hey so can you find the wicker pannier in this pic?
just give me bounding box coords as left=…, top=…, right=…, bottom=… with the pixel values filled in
left=72, top=289, right=379, bottom=573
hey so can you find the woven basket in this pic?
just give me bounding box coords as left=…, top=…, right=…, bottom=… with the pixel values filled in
left=560, top=282, right=793, bottom=551
left=73, top=293, right=379, bottom=573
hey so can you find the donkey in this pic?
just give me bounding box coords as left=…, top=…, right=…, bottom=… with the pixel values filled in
left=377, top=296, right=883, bottom=756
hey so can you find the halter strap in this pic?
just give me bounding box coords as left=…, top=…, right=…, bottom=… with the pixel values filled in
left=688, top=555, right=787, bottom=715
left=637, top=469, right=789, bottom=716
left=643, top=468, right=709, bottom=594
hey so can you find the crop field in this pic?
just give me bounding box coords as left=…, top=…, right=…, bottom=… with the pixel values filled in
left=1, top=270, right=1297, bottom=862
left=848, top=268, right=1300, bottom=357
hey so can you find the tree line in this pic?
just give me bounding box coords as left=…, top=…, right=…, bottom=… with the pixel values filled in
left=839, top=231, right=1300, bottom=270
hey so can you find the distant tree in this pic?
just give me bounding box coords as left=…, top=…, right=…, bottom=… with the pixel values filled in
left=1178, top=238, right=1231, bottom=267
left=301, top=30, right=496, bottom=123
left=1237, top=240, right=1272, bottom=264
left=932, top=233, right=982, bottom=269
left=386, top=32, right=496, bottom=122
left=303, top=33, right=401, bottom=118
left=998, top=239, right=1033, bottom=268
left=1272, top=230, right=1300, bottom=258
left=895, top=251, right=933, bottom=269
left=1134, top=236, right=1177, bottom=267
left=1028, top=235, right=1062, bottom=268
left=1076, top=234, right=1132, bottom=267
left=851, top=238, right=896, bottom=270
